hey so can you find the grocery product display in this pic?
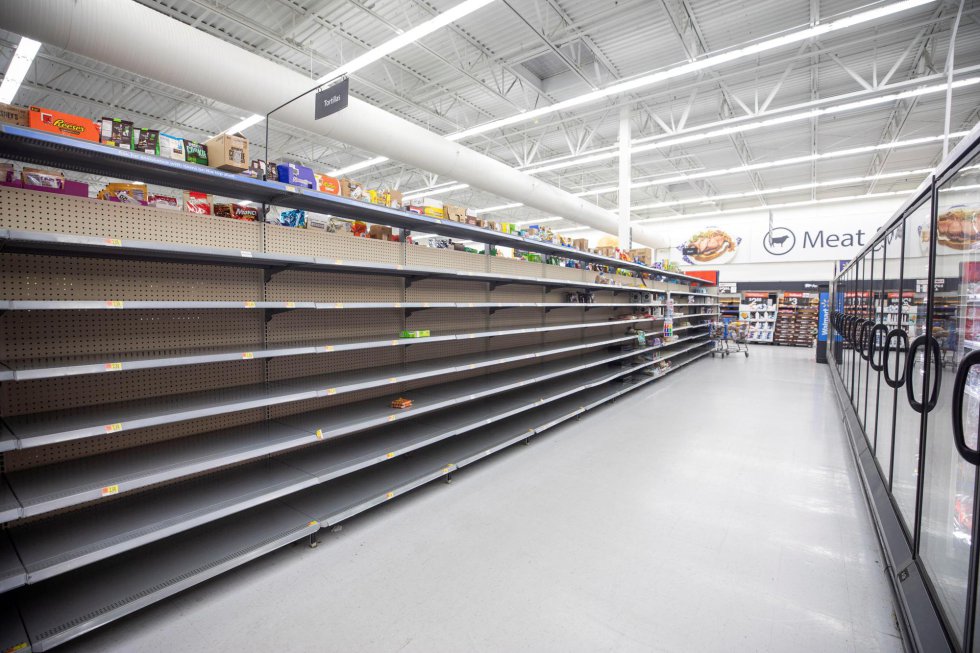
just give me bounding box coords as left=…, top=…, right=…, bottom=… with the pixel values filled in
left=739, top=293, right=777, bottom=343
left=0, top=124, right=715, bottom=650
left=773, top=292, right=819, bottom=347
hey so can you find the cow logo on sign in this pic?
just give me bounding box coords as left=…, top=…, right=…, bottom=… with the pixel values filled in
left=763, top=227, right=796, bottom=256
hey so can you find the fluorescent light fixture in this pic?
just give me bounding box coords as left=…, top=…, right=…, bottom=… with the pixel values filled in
left=447, top=0, right=934, bottom=141
left=328, top=156, right=390, bottom=177
left=220, top=114, right=264, bottom=136
left=472, top=202, right=523, bottom=214
left=631, top=168, right=932, bottom=211
left=401, top=183, right=470, bottom=202
left=315, top=0, right=496, bottom=84
left=633, top=191, right=909, bottom=224
left=522, top=78, right=980, bottom=175
left=0, top=36, right=42, bottom=104
left=514, top=217, right=563, bottom=225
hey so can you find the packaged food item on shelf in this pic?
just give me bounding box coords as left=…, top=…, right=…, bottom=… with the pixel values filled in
left=149, top=194, right=179, bottom=209
left=0, top=162, right=14, bottom=183
left=630, top=247, right=652, bottom=265
left=184, top=191, right=213, bottom=215
left=309, top=216, right=351, bottom=233
left=412, top=198, right=443, bottom=218
left=250, top=160, right=267, bottom=178
left=204, top=132, right=248, bottom=172
left=390, top=397, right=413, bottom=409
left=28, top=106, right=99, bottom=141
left=400, top=330, right=430, bottom=338
left=99, top=117, right=133, bottom=149
left=214, top=202, right=260, bottom=222
left=133, top=128, right=160, bottom=155
left=22, top=167, right=64, bottom=189
left=368, top=225, right=393, bottom=240
left=159, top=133, right=186, bottom=160
left=0, top=103, right=29, bottom=126
left=315, top=173, right=340, bottom=195
left=184, top=140, right=209, bottom=165
left=383, top=188, right=403, bottom=209
left=341, top=178, right=366, bottom=200
left=573, top=238, right=589, bottom=251
left=98, top=182, right=148, bottom=205
left=274, top=208, right=305, bottom=227
left=275, top=162, right=315, bottom=189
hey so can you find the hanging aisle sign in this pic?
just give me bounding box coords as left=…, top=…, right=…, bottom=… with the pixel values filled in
left=315, top=78, right=350, bottom=119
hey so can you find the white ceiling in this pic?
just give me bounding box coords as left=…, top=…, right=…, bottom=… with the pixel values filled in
left=1, top=0, right=979, bottom=235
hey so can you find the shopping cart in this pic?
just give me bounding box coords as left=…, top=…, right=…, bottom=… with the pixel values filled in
left=727, top=319, right=750, bottom=357
left=709, top=320, right=730, bottom=357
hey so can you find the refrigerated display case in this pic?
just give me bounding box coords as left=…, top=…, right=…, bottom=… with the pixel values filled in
left=829, top=122, right=980, bottom=653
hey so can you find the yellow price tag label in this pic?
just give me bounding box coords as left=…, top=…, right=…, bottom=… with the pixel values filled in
left=386, top=452, right=395, bottom=459
left=315, top=429, right=323, bottom=440
left=284, top=185, right=299, bottom=193
left=442, top=466, right=451, bottom=474
left=105, top=238, right=122, bottom=246
left=393, top=303, right=402, bottom=308
left=105, top=300, right=124, bottom=309
left=388, top=377, right=398, bottom=383
left=391, top=340, right=399, bottom=346
left=101, top=484, right=119, bottom=497
left=334, top=259, right=344, bottom=265
left=423, top=302, right=430, bottom=307
left=326, top=388, right=337, bottom=395
left=243, top=301, right=256, bottom=308
left=385, top=491, right=395, bottom=500
left=468, top=364, right=476, bottom=369
left=324, top=345, right=334, bottom=352
left=387, top=415, right=396, bottom=422
left=104, top=362, right=123, bottom=371
left=308, top=520, right=318, bottom=527
left=285, top=301, right=296, bottom=308
left=334, top=302, right=344, bottom=309
left=104, top=422, right=122, bottom=433
left=241, top=352, right=254, bottom=360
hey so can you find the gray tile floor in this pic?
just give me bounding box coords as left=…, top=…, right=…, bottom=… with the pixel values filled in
left=60, top=345, right=904, bottom=652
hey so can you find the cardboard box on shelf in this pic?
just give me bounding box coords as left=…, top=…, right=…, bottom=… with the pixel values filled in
left=21, top=167, right=64, bottom=189
left=184, top=140, right=209, bottom=165
left=412, top=198, right=444, bottom=218
left=573, top=238, right=589, bottom=251
left=315, top=173, right=340, bottom=195
left=383, top=189, right=403, bottom=209
left=444, top=204, right=466, bottom=222
left=159, top=133, right=185, bottom=160
left=368, top=225, right=393, bottom=240
left=28, top=106, right=99, bottom=141
left=630, top=247, right=653, bottom=265
left=340, top=178, right=367, bottom=200
left=99, top=118, right=133, bottom=149
left=204, top=132, right=249, bottom=172
left=276, top=162, right=315, bottom=189
left=595, top=246, right=617, bottom=258
left=0, top=103, right=29, bottom=126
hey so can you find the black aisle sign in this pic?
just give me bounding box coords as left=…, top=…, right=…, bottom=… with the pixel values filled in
left=315, top=78, right=350, bottom=119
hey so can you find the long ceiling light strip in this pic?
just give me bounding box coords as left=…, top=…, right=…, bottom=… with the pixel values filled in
left=522, top=78, right=980, bottom=175
left=0, top=36, right=42, bottom=104
left=401, top=183, right=470, bottom=202
left=218, top=114, right=264, bottom=137
left=446, top=0, right=934, bottom=142
left=630, top=168, right=932, bottom=211
left=315, top=0, right=496, bottom=85
left=324, top=1, right=934, bottom=179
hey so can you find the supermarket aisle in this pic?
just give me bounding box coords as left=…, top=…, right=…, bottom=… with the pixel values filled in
left=61, top=346, right=902, bottom=653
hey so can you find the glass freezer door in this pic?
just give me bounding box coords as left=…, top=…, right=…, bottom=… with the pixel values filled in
left=892, top=200, right=932, bottom=537
left=919, top=161, right=980, bottom=649
left=877, top=223, right=906, bottom=486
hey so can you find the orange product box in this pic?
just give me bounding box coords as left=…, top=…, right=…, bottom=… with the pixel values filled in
left=28, top=106, right=99, bottom=141
left=315, top=173, right=340, bottom=195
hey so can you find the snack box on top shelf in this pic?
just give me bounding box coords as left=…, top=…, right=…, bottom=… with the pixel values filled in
left=159, top=133, right=186, bottom=160
left=277, top=162, right=315, bottom=189
left=28, top=106, right=99, bottom=141
left=383, top=188, right=403, bottom=209
left=315, top=173, right=341, bottom=195
left=205, top=132, right=249, bottom=172
left=133, top=128, right=160, bottom=155
left=100, top=117, right=133, bottom=149
left=0, top=103, right=29, bottom=126
left=630, top=247, right=653, bottom=265
left=410, top=197, right=444, bottom=219
left=184, top=140, right=209, bottom=165
left=444, top=204, right=466, bottom=222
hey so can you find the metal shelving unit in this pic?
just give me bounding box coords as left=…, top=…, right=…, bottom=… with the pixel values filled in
left=0, top=126, right=715, bottom=651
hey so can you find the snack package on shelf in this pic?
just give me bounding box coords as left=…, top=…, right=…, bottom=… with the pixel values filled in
left=213, top=202, right=260, bottom=222
left=99, top=117, right=133, bottom=149
left=184, top=191, right=213, bottom=215
left=390, top=397, right=413, bottom=409
left=28, top=106, right=99, bottom=141
left=315, top=173, right=340, bottom=195
left=0, top=162, right=14, bottom=183
left=309, top=216, right=351, bottom=233
left=250, top=160, right=267, bottom=179
left=184, top=140, right=209, bottom=165
left=276, top=162, right=315, bottom=189
left=274, top=208, right=306, bottom=227
left=0, top=103, right=30, bottom=126
left=133, top=128, right=160, bottom=155
left=98, top=182, right=148, bottom=205
left=445, top=204, right=466, bottom=222
left=22, top=167, right=65, bottom=189
left=148, top=194, right=179, bottom=210
left=204, top=132, right=249, bottom=172
left=383, top=188, right=403, bottom=209
left=368, top=225, right=393, bottom=240
left=159, top=133, right=186, bottom=160
left=400, top=330, right=430, bottom=338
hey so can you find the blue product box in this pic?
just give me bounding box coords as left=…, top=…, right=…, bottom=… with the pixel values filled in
left=276, top=162, right=315, bottom=189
